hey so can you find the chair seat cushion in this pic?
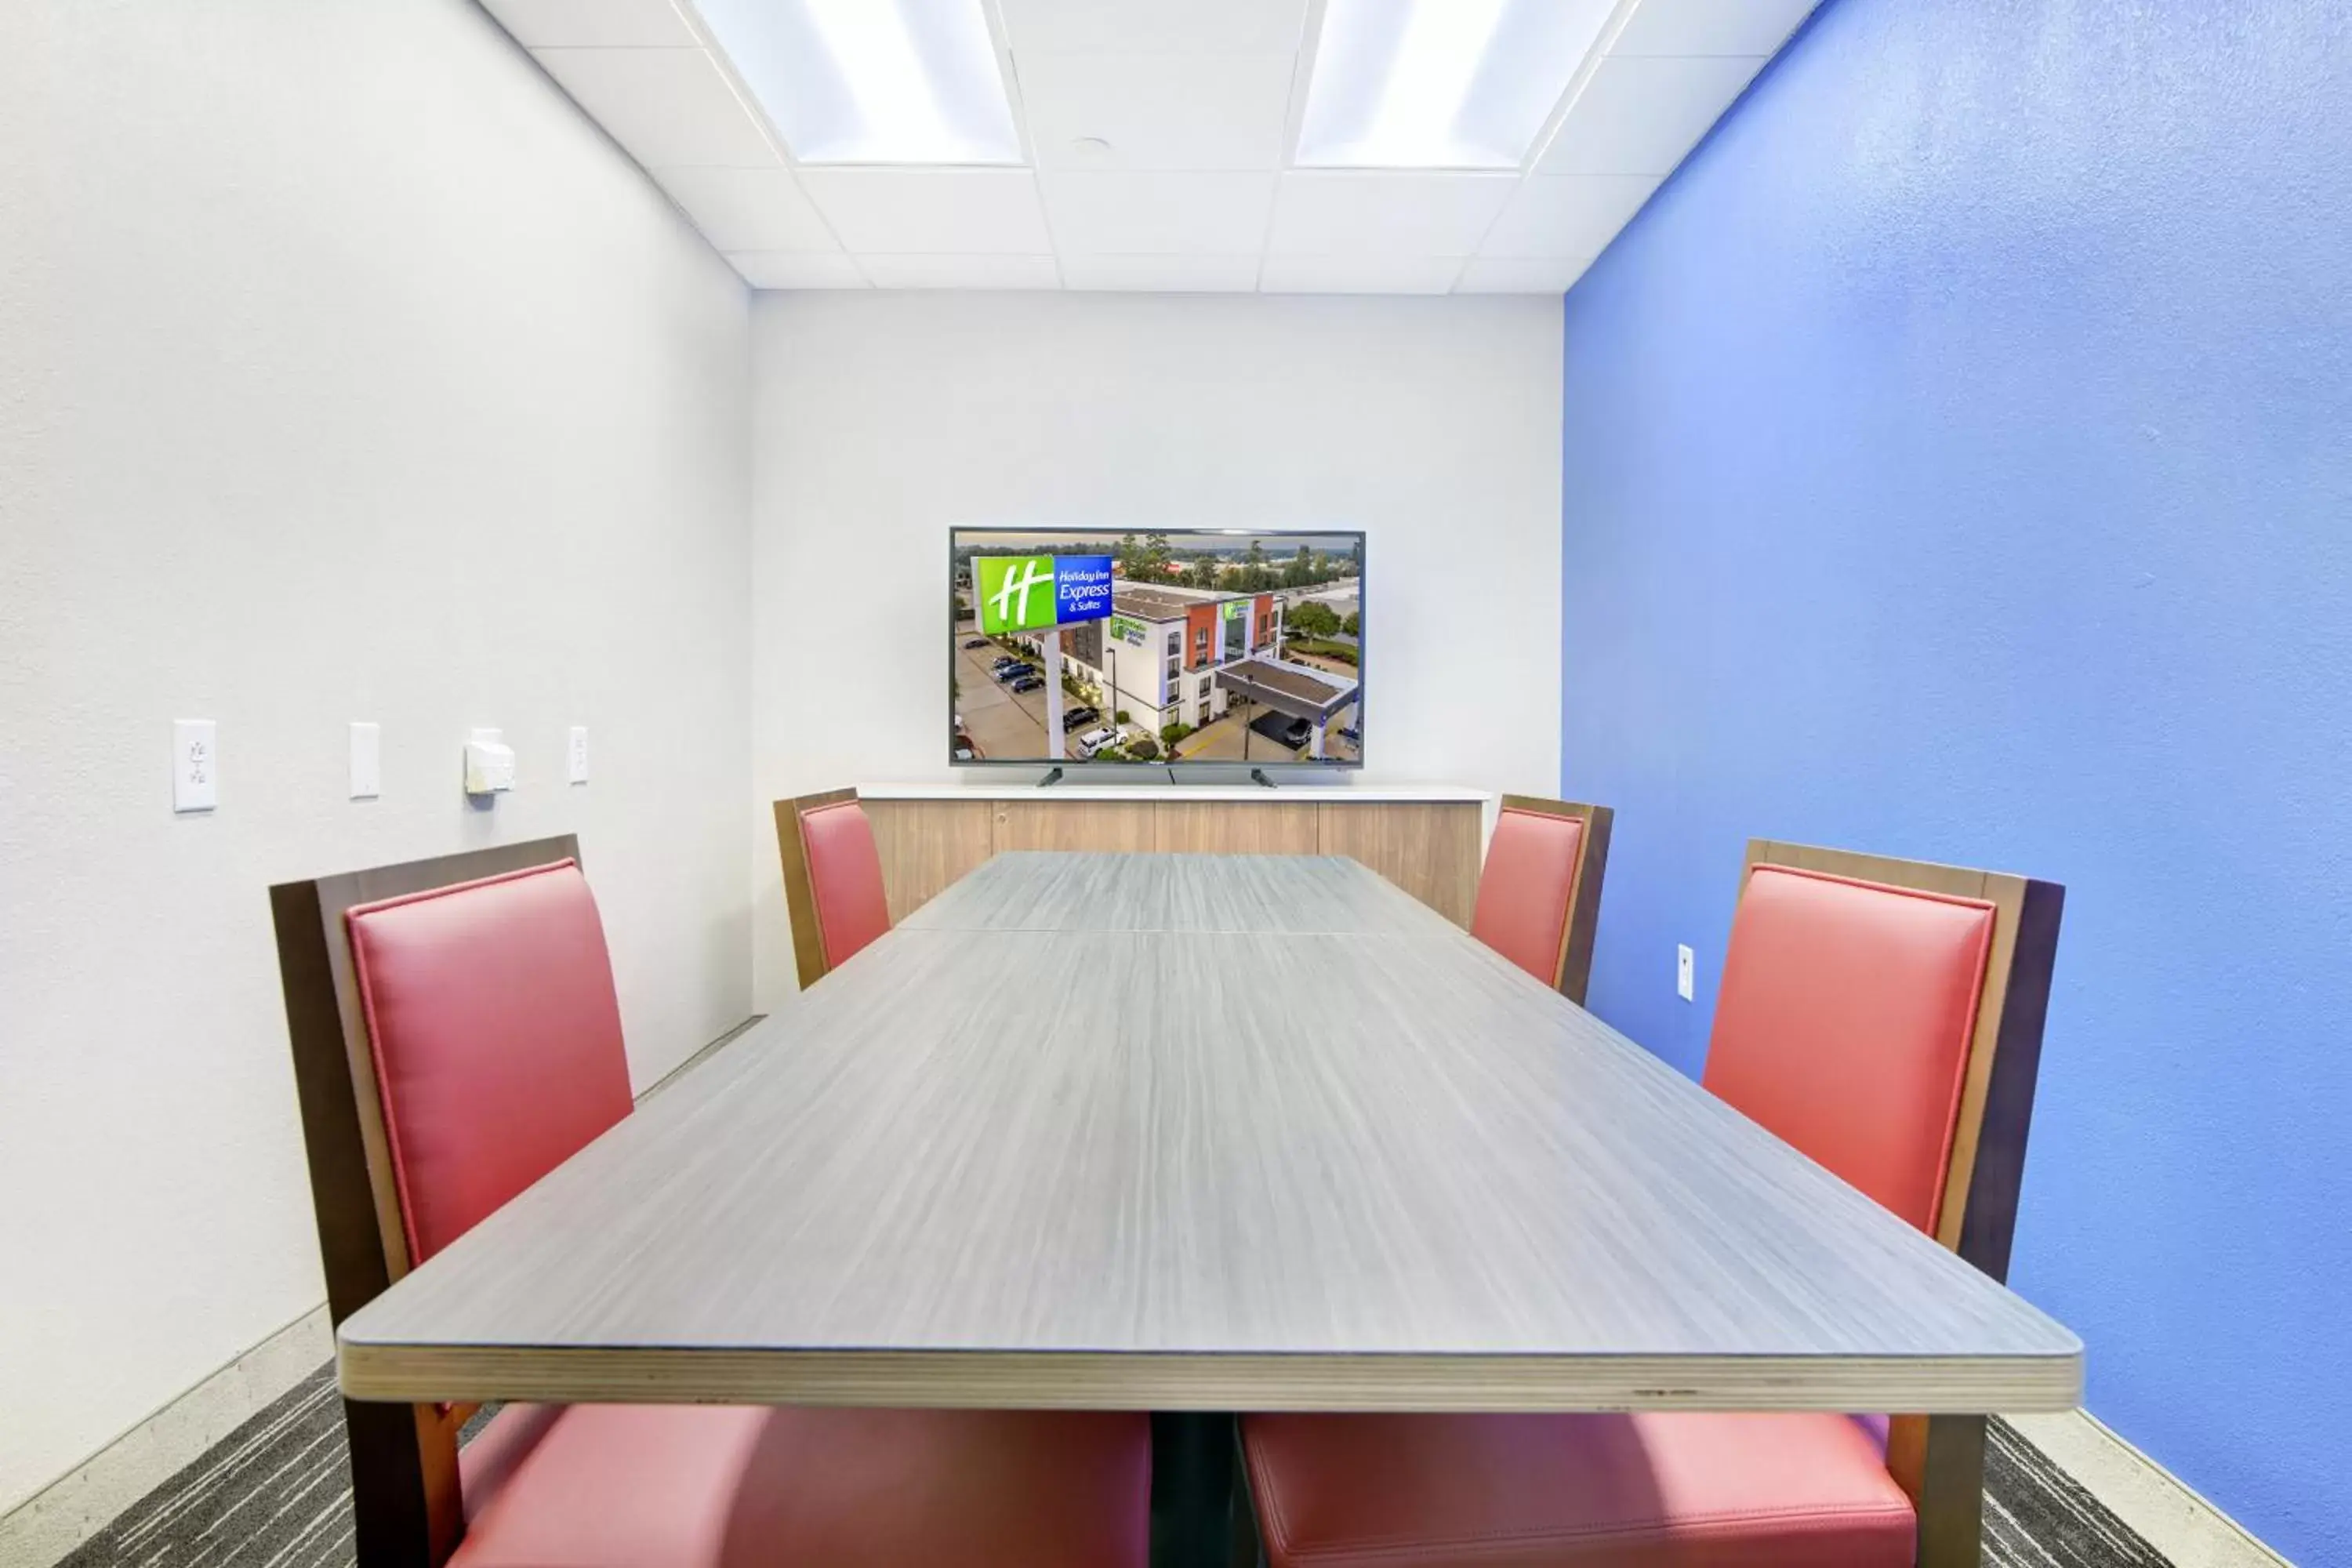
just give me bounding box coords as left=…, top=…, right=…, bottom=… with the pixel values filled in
left=456, top=1403, right=1151, bottom=1568
left=1244, top=1412, right=1914, bottom=1568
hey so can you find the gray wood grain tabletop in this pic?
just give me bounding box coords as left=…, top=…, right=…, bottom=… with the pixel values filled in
left=337, top=853, right=2081, bottom=1414
left=897, top=851, right=1465, bottom=937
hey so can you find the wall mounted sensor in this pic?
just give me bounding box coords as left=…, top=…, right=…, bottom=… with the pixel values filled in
left=463, top=728, right=516, bottom=799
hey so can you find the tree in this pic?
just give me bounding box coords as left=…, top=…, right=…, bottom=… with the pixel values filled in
left=1134, top=532, right=1172, bottom=579
left=1128, top=736, right=1161, bottom=760
left=1342, top=611, right=1359, bottom=637
left=1289, top=601, right=1341, bottom=638
left=1116, top=532, right=1140, bottom=575
left=1287, top=545, right=1313, bottom=587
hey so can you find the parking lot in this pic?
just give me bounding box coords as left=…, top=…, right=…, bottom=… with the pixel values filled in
left=956, top=632, right=1102, bottom=762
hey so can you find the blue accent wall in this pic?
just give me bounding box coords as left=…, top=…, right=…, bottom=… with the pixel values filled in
left=1558, top=2, right=2350, bottom=1560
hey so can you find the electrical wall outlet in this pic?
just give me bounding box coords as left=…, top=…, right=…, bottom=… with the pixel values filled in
left=172, top=720, right=217, bottom=812
left=567, top=726, right=590, bottom=785
left=349, top=722, right=381, bottom=800
left=1676, top=944, right=1695, bottom=1002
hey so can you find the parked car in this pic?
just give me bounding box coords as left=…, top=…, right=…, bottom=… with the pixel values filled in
left=1011, top=674, right=1044, bottom=693
left=995, top=662, right=1036, bottom=683
left=1276, top=716, right=1312, bottom=748
left=1073, top=726, right=1117, bottom=759
left=1338, top=724, right=1362, bottom=745
left=1061, top=706, right=1099, bottom=732
left=965, top=637, right=992, bottom=649
left=990, top=655, right=1021, bottom=671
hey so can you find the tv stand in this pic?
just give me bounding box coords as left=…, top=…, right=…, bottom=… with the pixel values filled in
left=1250, top=768, right=1278, bottom=790
left=1036, top=767, right=1064, bottom=788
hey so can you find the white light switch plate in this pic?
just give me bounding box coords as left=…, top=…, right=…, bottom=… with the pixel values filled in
left=567, top=726, right=590, bottom=785
left=349, top=722, right=381, bottom=799
left=172, top=720, right=217, bottom=812
left=1676, top=944, right=1695, bottom=1002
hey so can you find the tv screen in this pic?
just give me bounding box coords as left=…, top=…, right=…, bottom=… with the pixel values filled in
left=951, top=528, right=1364, bottom=770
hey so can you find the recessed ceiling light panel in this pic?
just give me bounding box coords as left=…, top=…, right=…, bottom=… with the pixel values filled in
left=696, top=0, right=1022, bottom=165
left=1297, top=0, right=1616, bottom=169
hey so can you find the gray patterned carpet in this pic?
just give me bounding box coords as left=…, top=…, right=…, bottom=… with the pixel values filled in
left=59, top=1366, right=2171, bottom=1567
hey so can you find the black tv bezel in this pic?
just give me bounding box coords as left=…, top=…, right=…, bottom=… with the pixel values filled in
left=949, top=526, right=1366, bottom=774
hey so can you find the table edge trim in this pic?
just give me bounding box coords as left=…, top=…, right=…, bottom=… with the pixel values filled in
left=337, top=1342, right=2083, bottom=1413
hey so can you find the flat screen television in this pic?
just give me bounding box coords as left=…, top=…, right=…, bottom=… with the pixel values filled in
left=951, top=528, right=1364, bottom=771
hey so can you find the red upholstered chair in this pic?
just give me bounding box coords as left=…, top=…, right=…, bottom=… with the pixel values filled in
left=272, top=839, right=1150, bottom=1568
left=1243, top=840, right=2063, bottom=1568
left=1468, top=795, right=1613, bottom=1002
left=776, top=788, right=894, bottom=987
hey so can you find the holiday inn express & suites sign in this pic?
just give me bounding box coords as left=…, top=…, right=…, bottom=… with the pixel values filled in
left=976, top=554, right=1114, bottom=636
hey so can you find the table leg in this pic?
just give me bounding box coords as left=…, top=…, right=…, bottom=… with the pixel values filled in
left=1150, top=1412, right=1254, bottom=1568
left=1896, top=1413, right=1987, bottom=1568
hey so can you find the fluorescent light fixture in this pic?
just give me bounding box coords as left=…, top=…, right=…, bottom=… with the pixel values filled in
left=695, top=0, right=1022, bottom=165
left=1298, top=0, right=1617, bottom=169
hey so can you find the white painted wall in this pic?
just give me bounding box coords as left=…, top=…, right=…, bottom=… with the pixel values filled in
left=750, top=292, right=1564, bottom=1008
left=0, top=0, right=753, bottom=1512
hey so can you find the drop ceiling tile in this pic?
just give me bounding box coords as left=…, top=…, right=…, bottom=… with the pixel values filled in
left=1060, top=254, right=1262, bottom=292
left=1269, top=173, right=1519, bottom=257
left=1259, top=256, right=1465, bottom=295
left=530, top=47, right=778, bottom=167
left=1481, top=175, right=1661, bottom=257
left=858, top=254, right=1063, bottom=290
left=654, top=168, right=836, bottom=252
left=1538, top=55, right=1765, bottom=175
left=1042, top=172, right=1274, bottom=255
left=798, top=169, right=1052, bottom=255
left=1020, top=53, right=1297, bottom=171
left=1455, top=255, right=1598, bottom=293
left=1000, top=0, right=1308, bottom=56
left=483, top=0, right=694, bottom=48
left=728, top=252, right=869, bottom=289
left=1609, top=0, right=1820, bottom=57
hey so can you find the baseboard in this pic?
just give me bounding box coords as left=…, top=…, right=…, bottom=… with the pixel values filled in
left=640, top=1013, right=764, bottom=1100
left=0, top=1014, right=764, bottom=1567
left=2003, top=1408, right=2294, bottom=1566
left=0, top=1304, right=332, bottom=1568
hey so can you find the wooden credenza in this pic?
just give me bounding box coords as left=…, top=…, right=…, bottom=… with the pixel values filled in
left=859, top=785, right=1491, bottom=927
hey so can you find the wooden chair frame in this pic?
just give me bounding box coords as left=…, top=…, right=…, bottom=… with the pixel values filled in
left=1492, top=794, right=1614, bottom=1005
left=270, top=836, right=585, bottom=1568
left=1735, top=839, right=2064, bottom=1568
left=774, top=786, right=859, bottom=989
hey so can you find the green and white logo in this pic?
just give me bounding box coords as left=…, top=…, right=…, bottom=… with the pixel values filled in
left=976, top=554, right=1057, bottom=635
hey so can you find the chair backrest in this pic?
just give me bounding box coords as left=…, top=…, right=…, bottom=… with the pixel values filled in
left=1468, top=796, right=1613, bottom=1003
left=1703, top=841, right=2062, bottom=1269
left=774, top=788, right=892, bottom=988
left=346, top=861, right=633, bottom=1263
left=271, top=837, right=616, bottom=1567
left=1704, top=840, right=2063, bottom=1540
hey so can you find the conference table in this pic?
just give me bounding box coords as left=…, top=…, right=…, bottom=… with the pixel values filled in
left=338, top=851, right=2082, bottom=1563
